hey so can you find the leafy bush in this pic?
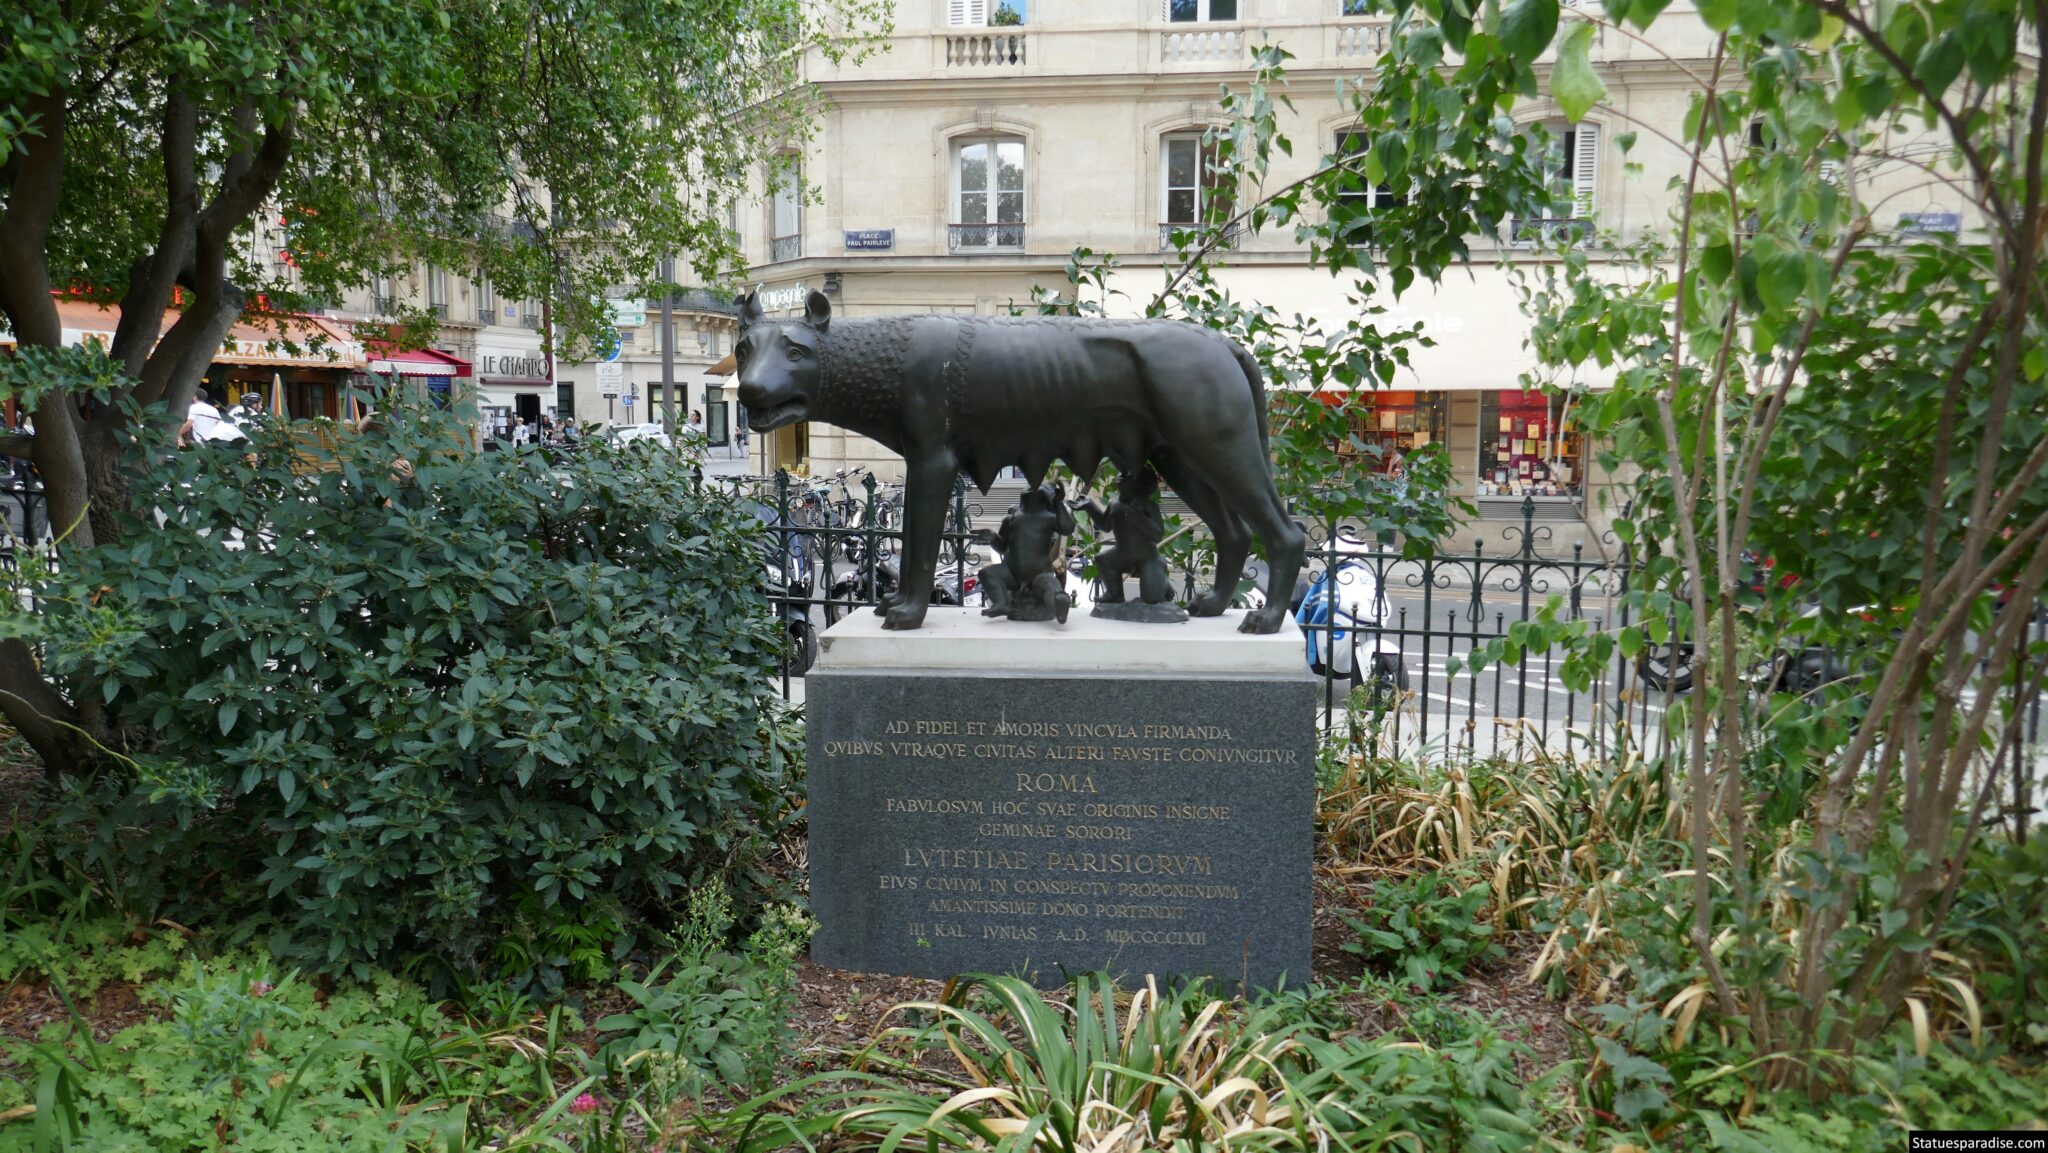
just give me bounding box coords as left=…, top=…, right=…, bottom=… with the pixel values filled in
left=0, top=953, right=592, bottom=1152
left=26, top=403, right=787, bottom=978
left=1340, top=866, right=1503, bottom=991
left=593, top=884, right=808, bottom=1100
left=1949, top=833, right=2048, bottom=1054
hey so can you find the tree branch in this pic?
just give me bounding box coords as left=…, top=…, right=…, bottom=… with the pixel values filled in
left=112, top=86, right=202, bottom=378
left=0, top=92, right=68, bottom=348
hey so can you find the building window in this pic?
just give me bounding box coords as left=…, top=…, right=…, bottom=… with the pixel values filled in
left=1161, top=133, right=1237, bottom=249
left=371, top=275, right=399, bottom=316
left=1340, top=0, right=1370, bottom=12
left=1168, top=0, right=1238, bottom=21
left=951, top=135, right=1025, bottom=251
left=425, top=265, right=448, bottom=318
left=952, top=0, right=1026, bottom=23
left=1479, top=389, right=1581, bottom=496
left=475, top=273, right=495, bottom=323
left=1340, top=391, right=1447, bottom=471
left=1513, top=120, right=1599, bottom=245
left=771, top=159, right=802, bottom=263
left=1334, top=129, right=1407, bottom=211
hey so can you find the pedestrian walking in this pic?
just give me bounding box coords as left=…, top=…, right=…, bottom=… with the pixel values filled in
left=511, top=419, right=532, bottom=448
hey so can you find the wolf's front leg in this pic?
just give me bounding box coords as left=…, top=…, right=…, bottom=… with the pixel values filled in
left=883, top=456, right=955, bottom=630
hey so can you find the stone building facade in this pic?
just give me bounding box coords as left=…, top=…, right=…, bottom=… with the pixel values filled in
left=727, top=0, right=1972, bottom=547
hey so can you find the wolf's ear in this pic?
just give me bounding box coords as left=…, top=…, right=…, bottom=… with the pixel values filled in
left=803, top=290, right=832, bottom=333
left=736, top=291, right=763, bottom=327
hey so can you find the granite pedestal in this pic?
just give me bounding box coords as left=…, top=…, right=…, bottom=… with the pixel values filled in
left=806, top=607, right=1315, bottom=991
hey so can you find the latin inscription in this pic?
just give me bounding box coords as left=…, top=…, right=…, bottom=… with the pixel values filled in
left=827, top=708, right=1300, bottom=957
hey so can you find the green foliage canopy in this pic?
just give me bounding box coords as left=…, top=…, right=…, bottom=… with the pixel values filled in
left=19, top=409, right=791, bottom=976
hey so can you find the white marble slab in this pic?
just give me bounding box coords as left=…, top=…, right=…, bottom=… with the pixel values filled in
left=815, top=605, right=1304, bottom=676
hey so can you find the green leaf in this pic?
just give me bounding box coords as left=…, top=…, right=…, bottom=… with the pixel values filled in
left=1757, top=251, right=1807, bottom=310
left=1499, top=0, right=1559, bottom=64
left=1615, top=1083, right=1670, bottom=1122
left=1551, top=22, right=1606, bottom=122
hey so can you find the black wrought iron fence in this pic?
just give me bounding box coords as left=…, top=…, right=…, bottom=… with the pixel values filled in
left=720, top=469, right=2048, bottom=776
left=0, top=477, right=49, bottom=569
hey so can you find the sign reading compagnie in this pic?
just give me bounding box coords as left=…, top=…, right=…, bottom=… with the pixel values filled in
left=805, top=674, right=1312, bottom=989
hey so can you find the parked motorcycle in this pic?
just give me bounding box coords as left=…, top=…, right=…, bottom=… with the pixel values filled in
left=746, top=502, right=818, bottom=676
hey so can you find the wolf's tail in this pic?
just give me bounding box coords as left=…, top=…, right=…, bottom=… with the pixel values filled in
left=1230, top=341, right=1271, bottom=458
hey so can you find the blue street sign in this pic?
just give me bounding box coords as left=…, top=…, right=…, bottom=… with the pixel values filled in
left=844, top=229, right=895, bottom=251
left=1898, top=211, right=1962, bottom=235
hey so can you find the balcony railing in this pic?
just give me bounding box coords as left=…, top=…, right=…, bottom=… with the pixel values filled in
left=770, top=234, right=802, bottom=263
left=944, top=30, right=1027, bottom=66
left=949, top=222, right=1026, bottom=252
left=1159, top=220, right=1243, bottom=251
left=1510, top=216, right=1593, bottom=247
left=371, top=295, right=404, bottom=316
left=478, top=305, right=498, bottom=323
left=1159, top=28, right=1244, bottom=65
left=520, top=313, right=543, bottom=330
left=427, top=302, right=449, bottom=319
left=1333, top=21, right=1390, bottom=57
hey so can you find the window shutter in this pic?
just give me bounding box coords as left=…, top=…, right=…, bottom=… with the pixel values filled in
left=949, top=0, right=988, bottom=26
left=1161, top=0, right=1172, bottom=22
left=1572, top=123, right=1599, bottom=217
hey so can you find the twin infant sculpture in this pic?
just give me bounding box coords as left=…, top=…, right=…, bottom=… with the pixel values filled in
left=972, top=467, right=1180, bottom=626
left=733, top=290, right=1304, bottom=632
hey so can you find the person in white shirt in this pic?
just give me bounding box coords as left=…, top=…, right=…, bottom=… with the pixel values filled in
left=511, top=419, right=532, bottom=447
left=177, top=389, right=247, bottom=447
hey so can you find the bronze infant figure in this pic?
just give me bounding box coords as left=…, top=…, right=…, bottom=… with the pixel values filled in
left=734, top=290, right=1303, bottom=633
left=975, top=481, right=1075, bottom=624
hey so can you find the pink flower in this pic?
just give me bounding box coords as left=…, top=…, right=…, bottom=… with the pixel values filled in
left=250, top=981, right=273, bottom=997
left=570, top=1093, right=600, bottom=1116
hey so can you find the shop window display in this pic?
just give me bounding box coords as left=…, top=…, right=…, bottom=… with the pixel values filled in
left=1335, top=390, right=1448, bottom=469
left=1479, top=389, right=1580, bottom=497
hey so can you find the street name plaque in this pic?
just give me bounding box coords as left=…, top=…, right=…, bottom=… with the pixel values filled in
left=806, top=610, right=1314, bottom=990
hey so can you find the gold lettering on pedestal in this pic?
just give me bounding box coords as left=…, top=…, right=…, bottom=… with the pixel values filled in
left=847, top=705, right=1291, bottom=955
left=1014, top=772, right=1099, bottom=793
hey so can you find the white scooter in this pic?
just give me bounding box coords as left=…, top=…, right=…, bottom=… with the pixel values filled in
left=1292, top=542, right=1410, bottom=704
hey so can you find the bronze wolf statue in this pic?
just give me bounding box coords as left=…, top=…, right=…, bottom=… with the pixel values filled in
left=734, top=290, right=1304, bottom=633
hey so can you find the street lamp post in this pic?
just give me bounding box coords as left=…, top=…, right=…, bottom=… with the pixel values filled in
left=659, top=255, right=677, bottom=434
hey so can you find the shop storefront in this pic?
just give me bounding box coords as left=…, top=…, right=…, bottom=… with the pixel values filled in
left=473, top=347, right=554, bottom=443
left=1332, top=390, right=1451, bottom=469
left=1477, top=388, right=1582, bottom=499
left=365, top=345, right=474, bottom=414
left=3, top=299, right=374, bottom=425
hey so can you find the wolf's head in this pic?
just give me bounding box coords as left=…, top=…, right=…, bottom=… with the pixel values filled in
left=734, top=290, right=830, bottom=432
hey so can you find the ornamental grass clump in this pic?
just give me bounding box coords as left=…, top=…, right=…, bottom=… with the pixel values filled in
left=692, top=973, right=1539, bottom=1152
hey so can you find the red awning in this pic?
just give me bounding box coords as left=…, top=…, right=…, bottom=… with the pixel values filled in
left=364, top=345, right=472, bottom=378
left=0, top=297, right=365, bottom=370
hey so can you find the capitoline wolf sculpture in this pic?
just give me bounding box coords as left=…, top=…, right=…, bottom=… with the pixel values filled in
left=734, top=290, right=1303, bottom=633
